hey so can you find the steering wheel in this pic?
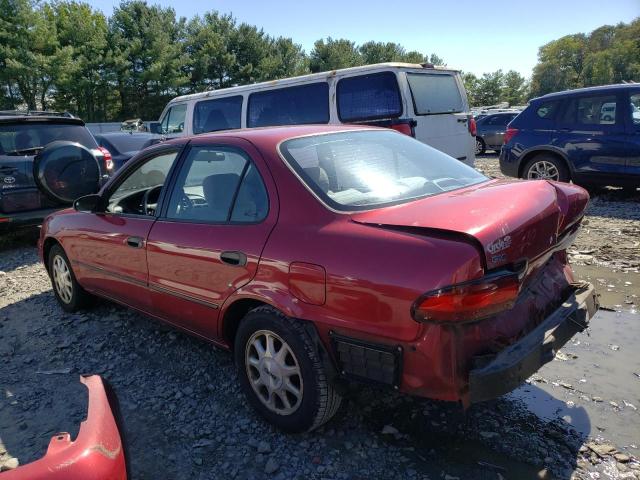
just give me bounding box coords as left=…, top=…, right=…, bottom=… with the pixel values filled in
left=176, top=190, right=195, bottom=215
left=142, top=185, right=164, bottom=215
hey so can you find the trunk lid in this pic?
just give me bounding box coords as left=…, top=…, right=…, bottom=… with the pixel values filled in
left=351, top=179, right=588, bottom=270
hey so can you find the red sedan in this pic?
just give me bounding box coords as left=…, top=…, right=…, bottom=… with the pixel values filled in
left=39, top=125, right=597, bottom=432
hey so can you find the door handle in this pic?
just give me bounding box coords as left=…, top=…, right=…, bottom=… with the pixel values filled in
left=220, top=251, right=247, bottom=266
left=126, top=236, right=144, bottom=248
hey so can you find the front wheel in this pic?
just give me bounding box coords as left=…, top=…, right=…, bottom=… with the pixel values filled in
left=475, top=137, right=486, bottom=155
left=234, top=306, right=342, bottom=432
left=48, top=244, right=91, bottom=312
left=523, top=154, right=570, bottom=182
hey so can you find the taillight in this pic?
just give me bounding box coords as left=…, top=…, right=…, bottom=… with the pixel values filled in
left=411, top=271, right=520, bottom=323
left=468, top=117, right=477, bottom=136
left=98, top=146, right=114, bottom=171
left=503, top=127, right=519, bottom=145
left=390, top=122, right=415, bottom=137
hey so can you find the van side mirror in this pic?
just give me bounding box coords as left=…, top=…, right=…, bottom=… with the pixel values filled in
left=149, top=122, right=162, bottom=134
left=74, top=194, right=102, bottom=213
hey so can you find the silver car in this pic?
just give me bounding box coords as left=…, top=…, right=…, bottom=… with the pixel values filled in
left=475, top=112, right=519, bottom=155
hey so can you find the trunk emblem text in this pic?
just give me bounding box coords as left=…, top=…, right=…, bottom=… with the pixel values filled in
left=487, top=235, right=512, bottom=254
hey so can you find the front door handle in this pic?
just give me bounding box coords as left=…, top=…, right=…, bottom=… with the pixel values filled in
left=220, top=251, right=247, bottom=266
left=126, top=236, right=144, bottom=248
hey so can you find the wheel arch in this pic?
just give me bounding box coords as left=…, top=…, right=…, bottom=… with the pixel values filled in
left=517, top=147, right=572, bottom=179
left=42, top=236, right=62, bottom=272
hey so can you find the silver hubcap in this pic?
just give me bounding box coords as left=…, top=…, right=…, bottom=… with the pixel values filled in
left=52, top=255, right=73, bottom=304
left=245, top=330, right=303, bottom=415
left=527, top=160, right=559, bottom=181
left=475, top=139, right=483, bottom=154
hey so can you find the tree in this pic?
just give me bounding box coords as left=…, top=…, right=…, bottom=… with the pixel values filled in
left=50, top=1, right=115, bottom=121
left=309, top=37, right=361, bottom=72
left=530, top=19, right=640, bottom=97
left=108, top=0, right=189, bottom=120
left=0, top=0, right=70, bottom=110
left=502, top=70, right=528, bottom=105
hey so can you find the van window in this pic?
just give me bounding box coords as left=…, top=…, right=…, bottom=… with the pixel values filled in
left=193, top=96, right=243, bottom=134
left=407, top=73, right=463, bottom=115
left=337, top=72, right=402, bottom=122
left=160, top=104, right=187, bottom=134
left=630, top=93, right=640, bottom=125
left=247, top=83, right=329, bottom=128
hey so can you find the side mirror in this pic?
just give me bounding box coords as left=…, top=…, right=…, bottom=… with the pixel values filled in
left=149, top=122, right=162, bottom=134
left=74, top=194, right=102, bottom=213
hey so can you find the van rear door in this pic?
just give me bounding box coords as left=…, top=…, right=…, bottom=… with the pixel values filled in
left=404, top=71, right=474, bottom=166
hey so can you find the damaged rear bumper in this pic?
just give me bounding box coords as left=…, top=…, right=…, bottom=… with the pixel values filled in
left=469, top=282, right=598, bottom=403
left=2, top=375, right=127, bottom=480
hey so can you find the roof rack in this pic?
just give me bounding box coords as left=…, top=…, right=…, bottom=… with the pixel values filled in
left=0, top=110, right=76, bottom=118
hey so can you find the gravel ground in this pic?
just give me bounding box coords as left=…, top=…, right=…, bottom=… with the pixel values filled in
left=1, top=158, right=639, bottom=479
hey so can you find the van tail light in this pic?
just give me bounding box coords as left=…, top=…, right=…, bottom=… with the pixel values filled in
left=468, top=116, right=477, bottom=136
left=411, top=270, right=521, bottom=323
left=98, top=146, right=114, bottom=171
left=503, top=127, right=519, bottom=145
left=390, top=122, right=415, bottom=137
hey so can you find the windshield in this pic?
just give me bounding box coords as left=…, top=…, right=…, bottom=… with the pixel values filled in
left=0, top=122, right=97, bottom=154
left=279, top=130, right=487, bottom=211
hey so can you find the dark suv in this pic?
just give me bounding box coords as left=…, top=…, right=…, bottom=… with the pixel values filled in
left=0, top=113, right=112, bottom=232
left=500, top=84, right=640, bottom=188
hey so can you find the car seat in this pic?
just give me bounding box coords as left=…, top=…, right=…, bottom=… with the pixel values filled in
left=202, top=173, right=240, bottom=221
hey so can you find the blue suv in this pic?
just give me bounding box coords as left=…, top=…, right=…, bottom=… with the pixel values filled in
left=500, top=84, right=640, bottom=188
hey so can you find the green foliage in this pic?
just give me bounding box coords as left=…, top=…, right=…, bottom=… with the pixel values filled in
left=463, top=70, right=528, bottom=107
left=530, top=19, right=640, bottom=97
left=0, top=1, right=446, bottom=120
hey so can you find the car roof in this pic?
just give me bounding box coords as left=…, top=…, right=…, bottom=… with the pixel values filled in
left=164, top=124, right=378, bottom=149
left=0, top=116, right=85, bottom=126
left=535, top=83, right=639, bottom=101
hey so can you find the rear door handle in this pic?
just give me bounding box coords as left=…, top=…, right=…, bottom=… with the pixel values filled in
left=126, top=236, right=144, bottom=248
left=220, top=251, right=247, bottom=266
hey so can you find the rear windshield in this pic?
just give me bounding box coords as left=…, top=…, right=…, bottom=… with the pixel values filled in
left=248, top=83, right=329, bottom=128
left=193, top=95, right=243, bottom=134
left=0, top=122, right=97, bottom=154
left=279, top=130, right=487, bottom=211
left=407, top=73, right=464, bottom=115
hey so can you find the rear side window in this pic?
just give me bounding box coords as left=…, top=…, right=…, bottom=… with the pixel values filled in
left=407, top=73, right=463, bottom=115
left=337, top=72, right=402, bottom=122
left=486, top=115, right=513, bottom=126
left=247, top=83, right=329, bottom=128
left=536, top=101, right=560, bottom=119
left=560, top=95, right=618, bottom=126
left=630, top=92, right=640, bottom=125
left=0, top=123, right=97, bottom=154
left=193, top=96, right=243, bottom=134
left=166, top=146, right=268, bottom=223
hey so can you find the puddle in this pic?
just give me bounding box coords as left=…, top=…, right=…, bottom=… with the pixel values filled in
left=511, top=310, right=640, bottom=449
left=572, top=264, right=638, bottom=313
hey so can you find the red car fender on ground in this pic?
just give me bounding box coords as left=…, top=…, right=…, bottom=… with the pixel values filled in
left=3, top=375, right=127, bottom=480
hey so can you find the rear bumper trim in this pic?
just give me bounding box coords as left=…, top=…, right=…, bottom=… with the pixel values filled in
left=468, top=282, right=598, bottom=403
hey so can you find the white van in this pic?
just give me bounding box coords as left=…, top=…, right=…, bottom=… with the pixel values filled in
left=151, top=63, right=476, bottom=165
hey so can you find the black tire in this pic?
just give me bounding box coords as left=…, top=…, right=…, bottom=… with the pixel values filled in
left=522, top=153, right=570, bottom=182
left=47, top=244, right=91, bottom=312
left=234, top=306, right=342, bottom=432
left=475, top=137, right=486, bottom=155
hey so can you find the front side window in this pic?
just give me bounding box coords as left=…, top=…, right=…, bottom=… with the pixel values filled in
left=165, top=146, right=268, bottom=223
left=106, top=151, right=178, bottom=215
left=629, top=92, right=640, bottom=125
left=560, top=95, right=618, bottom=126
left=160, top=104, right=187, bottom=134
left=247, top=83, right=329, bottom=128
left=407, top=73, right=463, bottom=115
left=337, top=72, right=402, bottom=122
left=193, top=96, right=243, bottom=134
left=279, top=130, right=487, bottom=211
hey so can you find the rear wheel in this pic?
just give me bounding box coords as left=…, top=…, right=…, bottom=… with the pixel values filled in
left=523, top=154, right=570, bottom=182
left=475, top=137, right=486, bottom=155
left=48, top=244, right=90, bottom=312
left=234, top=306, right=342, bottom=432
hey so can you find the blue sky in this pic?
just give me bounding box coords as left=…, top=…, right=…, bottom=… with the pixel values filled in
left=86, top=0, right=639, bottom=78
